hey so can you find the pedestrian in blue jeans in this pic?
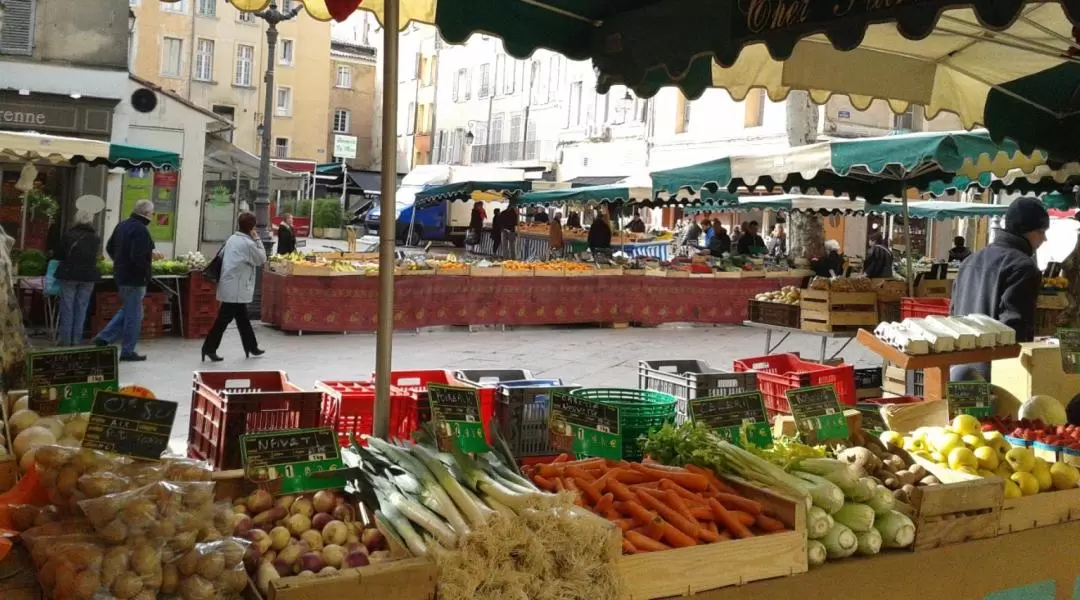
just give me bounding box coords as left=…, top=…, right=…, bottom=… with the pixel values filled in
left=93, top=200, right=156, bottom=361
left=54, top=211, right=101, bottom=345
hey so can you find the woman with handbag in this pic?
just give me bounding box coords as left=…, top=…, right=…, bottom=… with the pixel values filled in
left=201, top=212, right=267, bottom=362
left=54, top=211, right=101, bottom=346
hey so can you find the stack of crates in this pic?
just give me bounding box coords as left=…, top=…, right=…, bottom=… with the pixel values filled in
left=187, top=370, right=322, bottom=469
left=733, top=353, right=856, bottom=417
left=567, top=388, right=677, bottom=461
left=453, top=369, right=534, bottom=442
left=374, top=369, right=462, bottom=427
left=638, top=359, right=758, bottom=424
left=315, top=380, right=418, bottom=445
left=91, top=291, right=168, bottom=339
left=183, top=271, right=221, bottom=339
left=493, top=380, right=577, bottom=461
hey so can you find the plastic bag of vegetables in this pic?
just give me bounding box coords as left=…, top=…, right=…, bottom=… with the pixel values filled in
left=78, top=480, right=216, bottom=550
left=165, top=537, right=251, bottom=600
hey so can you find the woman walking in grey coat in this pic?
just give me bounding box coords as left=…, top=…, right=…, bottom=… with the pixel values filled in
left=202, top=212, right=267, bottom=362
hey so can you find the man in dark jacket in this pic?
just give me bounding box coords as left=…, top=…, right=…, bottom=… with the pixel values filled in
left=93, top=200, right=156, bottom=361
left=736, top=221, right=767, bottom=255
left=276, top=213, right=297, bottom=255
left=863, top=232, right=894, bottom=278
left=950, top=197, right=1047, bottom=381
left=707, top=226, right=731, bottom=256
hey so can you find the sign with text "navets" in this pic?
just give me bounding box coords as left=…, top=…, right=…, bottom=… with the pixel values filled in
left=241, top=427, right=346, bottom=494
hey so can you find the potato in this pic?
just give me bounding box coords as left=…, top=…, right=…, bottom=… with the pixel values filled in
left=179, top=575, right=215, bottom=600
left=196, top=551, right=226, bottom=580
left=112, top=572, right=144, bottom=600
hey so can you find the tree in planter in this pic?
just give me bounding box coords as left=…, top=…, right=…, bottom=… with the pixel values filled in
left=25, top=189, right=59, bottom=225
left=785, top=92, right=825, bottom=264
left=312, top=197, right=345, bottom=237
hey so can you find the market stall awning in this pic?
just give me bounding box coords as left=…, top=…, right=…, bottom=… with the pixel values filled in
left=567, top=176, right=626, bottom=187
left=683, top=195, right=1008, bottom=220
left=984, top=62, right=1080, bottom=158
left=204, top=137, right=302, bottom=191
left=413, top=180, right=531, bottom=208
left=650, top=130, right=1046, bottom=203
left=517, top=184, right=652, bottom=207
left=891, top=201, right=1009, bottom=220
left=0, top=131, right=181, bottom=169
left=108, top=142, right=181, bottom=170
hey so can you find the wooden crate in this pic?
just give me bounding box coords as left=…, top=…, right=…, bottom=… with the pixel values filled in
left=740, top=271, right=766, bottom=279
left=665, top=270, right=691, bottom=278
left=267, top=558, right=437, bottom=600
left=765, top=270, right=795, bottom=278
left=395, top=268, right=437, bottom=276
left=595, top=267, right=624, bottom=276
left=747, top=300, right=800, bottom=329
left=469, top=265, right=504, bottom=277
left=715, top=271, right=742, bottom=279
left=618, top=478, right=806, bottom=599
left=435, top=266, right=469, bottom=276
left=998, top=487, right=1080, bottom=535
left=644, top=269, right=668, bottom=277
left=799, top=289, right=878, bottom=332
left=909, top=476, right=1003, bottom=551
left=1037, top=291, right=1068, bottom=310
left=533, top=267, right=566, bottom=277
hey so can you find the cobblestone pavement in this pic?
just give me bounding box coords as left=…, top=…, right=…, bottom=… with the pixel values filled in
left=88, top=323, right=879, bottom=452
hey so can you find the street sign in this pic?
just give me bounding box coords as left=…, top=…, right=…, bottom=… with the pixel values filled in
left=333, top=134, right=358, bottom=159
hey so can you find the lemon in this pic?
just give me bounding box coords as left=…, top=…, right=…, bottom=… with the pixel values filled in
left=952, top=414, right=982, bottom=437
left=956, top=466, right=980, bottom=476
left=995, top=463, right=1014, bottom=478
left=880, top=431, right=904, bottom=448
left=1005, top=447, right=1036, bottom=473
left=1011, top=472, right=1040, bottom=496
left=962, top=434, right=986, bottom=449
left=948, top=447, right=979, bottom=471
left=978, top=469, right=997, bottom=478
left=934, top=432, right=964, bottom=456
left=1003, top=478, right=1023, bottom=499
left=1050, top=462, right=1080, bottom=491
left=974, top=446, right=1000, bottom=470
left=1032, top=459, right=1053, bottom=492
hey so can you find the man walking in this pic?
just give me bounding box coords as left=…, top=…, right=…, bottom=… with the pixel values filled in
left=94, top=200, right=156, bottom=361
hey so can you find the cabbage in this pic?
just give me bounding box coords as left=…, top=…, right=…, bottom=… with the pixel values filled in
left=1020, top=395, right=1067, bottom=426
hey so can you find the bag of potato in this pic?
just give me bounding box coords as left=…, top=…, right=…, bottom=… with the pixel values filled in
left=78, top=480, right=216, bottom=552
left=165, top=537, right=251, bottom=600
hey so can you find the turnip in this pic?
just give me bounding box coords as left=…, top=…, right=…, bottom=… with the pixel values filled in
left=298, top=552, right=326, bottom=573
left=246, top=489, right=274, bottom=513
left=252, top=506, right=287, bottom=529
left=312, top=490, right=335, bottom=514
left=272, top=558, right=292, bottom=577
left=277, top=542, right=303, bottom=567
left=296, top=570, right=315, bottom=577
left=268, top=526, right=292, bottom=551
left=344, top=550, right=370, bottom=568
left=246, top=529, right=273, bottom=554
left=332, top=503, right=355, bottom=523
left=318, top=566, right=339, bottom=577
left=320, top=544, right=345, bottom=568
left=322, top=520, right=348, bottom=546
left=368, top=550, right=392, bottom=563
left=285, top=513, right=312, bottom=536
left=275, top=495, right=296, bottom=511
left=311, top=512, right=333, bottom=532
left=230, top=513, right=253, bottom=536
left=290, top=498, right=314, bottom=517
left=300, top=530, right=323, bottom=552
left=361, top=528, right=385, bottom=551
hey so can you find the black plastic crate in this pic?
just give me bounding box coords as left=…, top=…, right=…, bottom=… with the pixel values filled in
left=637, top=360, right=758, bottom=424
left=494, top=383, right=579, bottom=459
left=854, top=367, right=884, bottom=390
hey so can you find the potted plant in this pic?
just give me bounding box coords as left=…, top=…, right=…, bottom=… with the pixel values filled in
left=21, top=189, right=58, bottom=251
left=313, top=197, right=345, bottom=239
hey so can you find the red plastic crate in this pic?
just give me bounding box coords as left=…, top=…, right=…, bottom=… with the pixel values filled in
left=375, top=369, right=461, bottom=427
left=733, top=353, right=856, bottom=415
left=900, top=297, right=951, bottom=320
left=314, top=380, right=419, bottom=445
left=188, top=370, right=323, bottom=469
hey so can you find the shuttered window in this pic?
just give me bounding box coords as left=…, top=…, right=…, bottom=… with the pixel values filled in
left=0, top=0, right=36, bottom=56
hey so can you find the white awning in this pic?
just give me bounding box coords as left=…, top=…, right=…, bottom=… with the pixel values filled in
left=204, top=137, right=302, bottom=191
left=0, top=130, right=110, bottom=164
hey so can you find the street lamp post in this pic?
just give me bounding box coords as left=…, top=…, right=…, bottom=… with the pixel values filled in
left=252, top=1, right=302, bottom=255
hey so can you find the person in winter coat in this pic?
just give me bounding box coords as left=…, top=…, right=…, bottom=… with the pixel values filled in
left=93, top=200, right=156, bottom=362
left=588, top=211, right=613, bottom=254
left=467, top=202, right=485, bottom=251
left=707, top=226, right=731, bottom=256
left=950, top=197, right=1047, bottom=381
left=948, top=236, right=972, bottom=263
left=682, top=218, right=704, bottom=249
left=736, top=221, right=767, bottom=255
left=276, top=212, right=297, bottom=255
left=627, top=211, right=647, bottom=234
left=863, top=232, right=894, bottom=278
left=490, top=208, right=503, bottom=255
left=54, top=211, right=101, bottom=346
left=201, top=211, right=268, bottom=362
left=812, top=240, right=845, bottom=277
left=549, top=212, right=565, bottom=257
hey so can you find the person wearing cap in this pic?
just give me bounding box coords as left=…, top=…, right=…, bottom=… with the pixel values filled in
left=949, top=197, right=1048, bottom=381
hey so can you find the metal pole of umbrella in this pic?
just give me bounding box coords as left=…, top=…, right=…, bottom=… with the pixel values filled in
left=373, top=0, right=400, bottom=439
left=901, top=178, right=914, bottom=297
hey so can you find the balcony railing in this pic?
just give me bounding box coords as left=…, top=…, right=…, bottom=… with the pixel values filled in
left=470, top=140, right=556, bottom=163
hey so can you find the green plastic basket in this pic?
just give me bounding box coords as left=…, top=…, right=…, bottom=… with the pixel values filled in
left=569, top=388, right=677, bottom=460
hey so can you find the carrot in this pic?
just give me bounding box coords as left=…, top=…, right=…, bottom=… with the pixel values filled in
left=622, top=538, right=638, bottom=554
left=631, top=465, right=709, bottom=491
left=731, top=511, right=756, bottom=527
left=533, top=475, right=557, bottom=492
left=624, top=530, right=672, bottom=553
left=636, top=490, right=702, bottom=540
left=563, top=477, right=580, bottom=492
left=706, top=520, right=719, bottom=535
left=566, top=465, right=596, bottom=482
left=685, top=464, right=737, bottom=494
left=662, top=489, right=697, bottom=524
left=645, top=518, right=665, bottom=541
left=629, top=481, right=662, bottom=490
left=715, top=493, right=762, bottom=515
left=603, top=508, right=622, bottom=521
left=553, top=477, right=565, bottom=492
left=575, top=477, right=602, bottom=505
left=595, top=493, right=615, bottom=515
left=536, top=463, right=562, bottom=478
left=657, top=521, right=698, bottom=548
left=690, top=506, right=716, bottom=521
left=611, top=469, right=651, bottom=484
left=553, top=454, right=570, bottom=463
left=659, top=479, right=708, bottom=505
left=632, top=487, right=667, bottom=500
left=611, top=518, right=635, bottom=531
left=756, top=514, right=787, bottom=533
left=629, top=526, right=649, bottom=536
left=606, top=479, right=638, bottom=503
left=697, top=527, right=721, bottom=543
left=619, top=499, right=658, bottom=526
left=716, top=530, right=732, bottom=541
left=562, top=457, right=606, bottom=468
left=708, top=497, right=754, bottom=539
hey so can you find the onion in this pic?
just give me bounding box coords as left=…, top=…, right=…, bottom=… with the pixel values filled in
left=322, top=520, right=348, bottom=546
left=34, top=417, right=64, bottom=440
left=298, top=552, right=326, bottom=573
left=13, top=425, right=54, bottom=457
left=311, top=512, right=333, bottom=532
left=344, top=550, right=370, bottom=568
left=13, top=395, right=28, bottom=413
left=9, top=408, right=37, bottom=434
left=312, top=490, right=336, bottom=513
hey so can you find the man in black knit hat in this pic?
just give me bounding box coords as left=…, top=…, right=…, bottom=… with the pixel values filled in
left=950, top=197, right=1048, bottom=381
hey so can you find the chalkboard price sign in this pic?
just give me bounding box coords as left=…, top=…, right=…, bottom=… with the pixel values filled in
left=786, top=385, right=850, bottom=441
left=946, top=382, right=993, bottom=419
left=1058, top=329, right=1080, bottom=374
left=27, top=346, right=119, bottom=415
left=240, top=427, right=346, bottom=494
left=427, top=384, right=489, bottom=453
left=81, top=391, right=177, bottom=460
left=689, top=391, right=773, bottom=448
left=548, top=393, right=622, bottom=460
left=856, top=404, right=888, bottom=435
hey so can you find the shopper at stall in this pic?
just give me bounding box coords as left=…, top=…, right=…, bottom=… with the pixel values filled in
left=588, top=210, right=613, bottom=255
left=628, top=211, right=647, bottom=234
left=201, top=211, right=267, bottom=362
left=950, top=197, right=1047, bottom=381
left=503, top=205, right=520, bottom=259
left=812, top=240, right=845, bottom=277
left=863, top=232, right=894, bottom=278
left=736, top=221, right=767, bottom=255
left=276, top=212, right=297, bottom=255
left=549, top=212, right=565, bottom=257
left=707, top=225, right=731, bottom=256
left=768, top=224, right=787, bottom=257
left=490, top=208, right=503, bottom=256
left=566, top=210, right=582, bottom=229
left=54, top=210, right=101, bottom=346
left=703, top=219, right=715, bottom=246
left=682, top=217, right=704, bottom=249
left=731, top=221, right=748, bottom=247
left=467, top=202, right=485, bottom=252
left=948, top=236, right=972, bottom=263
left=92, top=200, right=155, bottom=362
left=532, top=206, right=549, bottom=224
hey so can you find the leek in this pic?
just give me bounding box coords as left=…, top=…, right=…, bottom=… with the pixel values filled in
left=867, top=485, right=895, bottom=516
left=367, top=437, right=472, bottom=536
left=875, top=510, right=916, bottom=549
left=793, top=472, right=845, bottom=514
left=832, top=502, right=875, bottom=533
left=821, top=522, right=858, bottom=560
left=856, top=529, right=882, bottom=556
left=807, top=506, right=834, bottom=540
left=380, top=487, right=459, bottom=548
left=795, top=459, right=863, bottom=499
left=807, top=540, right=827, bottom=567
left=450, top=444, right=544, bottom=511
left=404, top=441, right=487, bottom=528
left=376, top=499, right=428, bottom=557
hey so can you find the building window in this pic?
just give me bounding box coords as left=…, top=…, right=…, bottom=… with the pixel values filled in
left=212, top=104, right=234, bottom=142
left=495, top=54, right=508, bottom=94
left=1, top=0, right=36, bottom=56
left=234, top=44, right=254, bottom=86
left=237, top=8, right=255, bottom=22
left=744, top=89, right=765, bottom=128
left=478, top=63, right=491, bottom=98
left=894, top=106, right=916, bottom=131
left=453, top=68, right=471, bottom=102
left=675, top=93, right=691, bottom=134
left=274, top=138, right=289, bottom=159
left=548, top=55, right=563, bottom=94
left=161, top=37, right=183, bottom=77
left=197, top=0, right=215, bottom=17
left=161, top=0, right=187, bottom=13
left=333, top=109, right=350, bottom=134
left=194, top=38, right=214, bottom=81
left=489, top=114, right=503, bottom=161
left=405, top=102, right=416, bottom=134
left=565, top=82, right=582, bottom=128
left=336, top=65, right=351, bottom=88
left=278, top=39, right=294, bottom=65
left=530, top=61, right=547, bottom=105
left=275, top=86, right=292, bottom=116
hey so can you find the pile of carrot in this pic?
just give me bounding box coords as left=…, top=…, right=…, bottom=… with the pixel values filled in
left=522, top=455, right=790, bottom=554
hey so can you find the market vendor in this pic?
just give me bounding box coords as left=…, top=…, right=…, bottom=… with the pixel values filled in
left=735, top=221, right=767, bottom=255
left=531, top=206, right=549, bottom=224
left=863, top=232, right=894, bottom=278
left=588, top=210, right=613, bottom=255
left=950, top=197, right=1047, bottom=381
left=948, top=236, right=972, bottom=262
left=682, top=217, right=704, bottom=249
left=549, top=212, right=565, bottom=257
left=706, top=226, right=731, bottom=256
left=811, top=240, right=845, bottom=277
left=628, top=211, right=646, bottom=233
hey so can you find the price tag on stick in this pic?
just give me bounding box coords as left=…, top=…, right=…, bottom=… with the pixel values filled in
left=689, top=391, right=773, bottom=448
left=548, top=392, right=622, bottom=460
left=240, top=427, right=346, bottom=494
left=946, top=382, right=993, bottom=419
left=27, top=346, right=119, bottom=415
left=427, top=384, right=490, bottom=453
left=786, top=385, right=850, bottom=442
left=81, top=391, right=177, bottom=461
